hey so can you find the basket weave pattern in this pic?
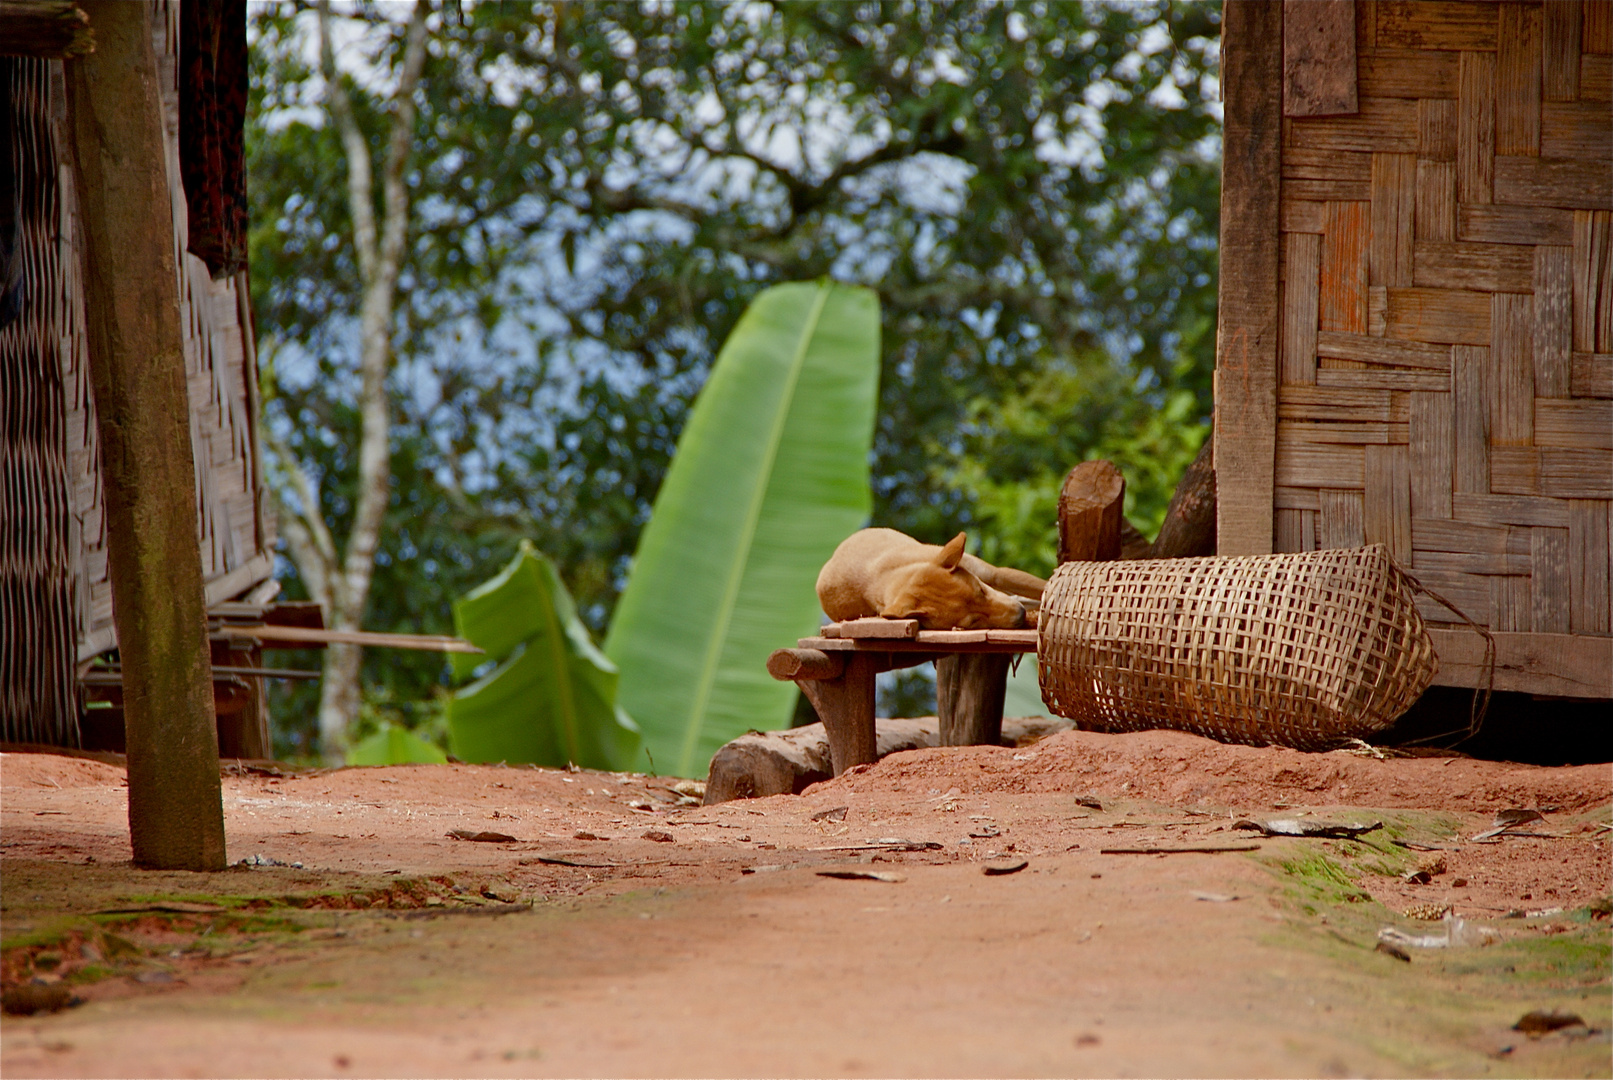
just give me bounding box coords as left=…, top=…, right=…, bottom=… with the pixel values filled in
left=1037, top=545, right=1437, bottom=750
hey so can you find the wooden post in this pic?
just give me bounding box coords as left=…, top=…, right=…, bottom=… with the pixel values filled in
left=935, top=653, right=1011, bottom=747
left=1214, top=0, right=1283, bottom=557
left=212, top=640, right=271, bottom=760
left=795, top=653, right=882, bottom=775
left=1058, top=460, right=1126, bottom=564
left=65, top=1, right=226, bottom=871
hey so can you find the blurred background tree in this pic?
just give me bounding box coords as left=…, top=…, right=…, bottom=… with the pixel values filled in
left=248, top=0, right=1222, bottom=759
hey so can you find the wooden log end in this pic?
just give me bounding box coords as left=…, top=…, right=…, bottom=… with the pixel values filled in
left=1058, top=459, right=1126, bottom=564
left=765, top=648, right=844, bottom=682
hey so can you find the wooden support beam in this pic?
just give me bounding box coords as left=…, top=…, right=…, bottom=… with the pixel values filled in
left=1215, top=0, right=1283, bottom=556
left=935, top=653, right=1012, bottom=747
left=795, top=652, right=884, bottom=775
left=65, top=1, right=223, bottom=871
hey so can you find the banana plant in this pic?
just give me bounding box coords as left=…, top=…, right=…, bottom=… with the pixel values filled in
left=605, top=281, right=881, bottom=777
left=346, top=723, right=449, bottom=765
left=445, top=541, right=640, bottom=769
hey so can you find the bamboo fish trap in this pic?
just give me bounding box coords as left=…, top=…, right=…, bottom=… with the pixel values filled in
left=1037, top=545, right=1439, bottom=750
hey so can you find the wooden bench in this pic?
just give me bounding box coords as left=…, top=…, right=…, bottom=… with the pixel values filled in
left=767, top=618, right=1038, bottom=776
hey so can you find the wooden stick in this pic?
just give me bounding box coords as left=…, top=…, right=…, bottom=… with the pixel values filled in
left=220, top=625, right=482, bottom=654
left=1100, top=845, right=1263, bottom=855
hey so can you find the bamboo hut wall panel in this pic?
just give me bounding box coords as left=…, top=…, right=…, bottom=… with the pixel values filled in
left=0, top=58, right=80, bottom=743
left=1269, top=0, right=1613, bottom=695
left=4, top=0, right=271, bottom=696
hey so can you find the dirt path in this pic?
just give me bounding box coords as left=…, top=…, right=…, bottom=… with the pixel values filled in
left=2, top=730, right=1609, bottom=1078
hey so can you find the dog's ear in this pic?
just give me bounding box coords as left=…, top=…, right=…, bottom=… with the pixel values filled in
left=935, top=532, right=967, bottom=570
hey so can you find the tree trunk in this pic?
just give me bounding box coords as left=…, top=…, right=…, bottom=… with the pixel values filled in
left=295, top=0, right=430, bottom=762
left=65, top=0, right=225, bottom=870
left=1149, top=436, right=1217, bottom=559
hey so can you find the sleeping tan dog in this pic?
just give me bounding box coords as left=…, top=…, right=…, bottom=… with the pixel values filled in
left=816, top=528, right=1047, bottom=630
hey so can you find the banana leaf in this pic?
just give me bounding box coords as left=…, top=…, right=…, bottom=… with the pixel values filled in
left=605, top=281, right=880, bottom=777
left=347, top=724, right=449, bottom=766
left=446, top=541, right=640, bottom=769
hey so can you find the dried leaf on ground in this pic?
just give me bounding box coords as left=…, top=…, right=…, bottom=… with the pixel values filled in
left=447, top=830, right=518, bottom=843
left=816, top=869, right=906, bottom=883
left=1, top=985, right=80, bottom=1015
left=1513, top=1009, right=1587, bottom=1036
left=983, top=859, right=1028, bottom=876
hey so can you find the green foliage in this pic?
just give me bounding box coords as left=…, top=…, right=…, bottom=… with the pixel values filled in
left=940, top=324, right=1214, bottom=580
left=606, top=282, right=880, bottom=777
left=247, top=2, right=1223, bottom=748
left=445, top=543, right=640, bottom=769
left=345, top=724, right=449, bottom=766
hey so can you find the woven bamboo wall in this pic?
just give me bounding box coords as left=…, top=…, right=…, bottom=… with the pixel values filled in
left=1263, top=0, right=1612, bottom=698
left=0, top=57, right=80, bottom=744
left=56, top=2, right=273, bottom=662
left=1, top=1, right=271, bottom=742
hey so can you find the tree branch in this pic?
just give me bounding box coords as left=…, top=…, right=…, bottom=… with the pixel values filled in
left=319, top=0, right=377, bottom=282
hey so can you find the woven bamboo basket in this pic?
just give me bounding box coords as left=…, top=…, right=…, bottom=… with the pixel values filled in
left=1037, top=545, right=1438, bottom=750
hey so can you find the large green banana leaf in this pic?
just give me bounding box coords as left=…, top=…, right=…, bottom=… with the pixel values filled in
left=347, top=723, right=449, bottom=766
left=446, top=541, right=640, bottom=769
left=605, top=281, right=880, bottom=777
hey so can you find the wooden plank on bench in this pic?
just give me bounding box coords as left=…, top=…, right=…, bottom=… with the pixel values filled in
left=823, top=618, right=921, bottom=640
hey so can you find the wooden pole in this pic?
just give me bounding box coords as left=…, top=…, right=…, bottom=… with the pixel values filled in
left=65, top=1, right=226, bottom=871
left=796, top=653, right=882, bottom=775
left=1213, top=0, right=1283, bottom=556
left=935, top=653, right=1011, bottom=746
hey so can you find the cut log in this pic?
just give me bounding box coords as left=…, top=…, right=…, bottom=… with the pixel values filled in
left=703, top=715, right=1076, bottom=804
left=1057, top=460, right=1125, bottom=563
left=1149, top=437, right=1217, bottom=559
left=935, top=652, right=1012, bottom=746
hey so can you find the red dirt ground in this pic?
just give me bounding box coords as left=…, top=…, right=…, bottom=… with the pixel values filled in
left=2, top=729, right=1609, bottom=1078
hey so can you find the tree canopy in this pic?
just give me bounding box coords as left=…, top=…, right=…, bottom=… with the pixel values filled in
left=247, top=0, right=1223, bottom=757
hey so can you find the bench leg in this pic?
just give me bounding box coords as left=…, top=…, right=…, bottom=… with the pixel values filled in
left=936, top=653, right=1012, bottom=747
left=796, top=652, right=880, bottom=775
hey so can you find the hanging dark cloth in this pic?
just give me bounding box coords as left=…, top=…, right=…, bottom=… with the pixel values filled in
left=0, top=61, right=24, bottom=330
left=180, top=0, right=248, bottom=279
